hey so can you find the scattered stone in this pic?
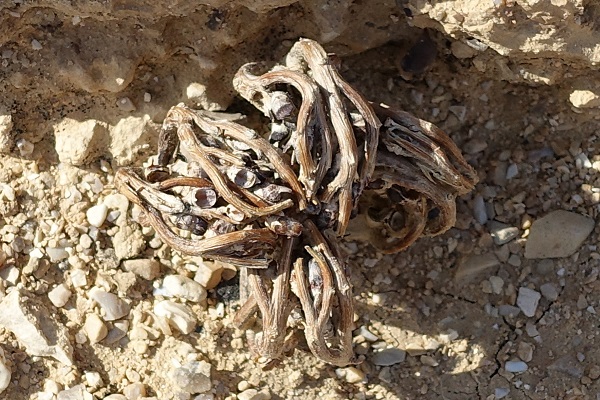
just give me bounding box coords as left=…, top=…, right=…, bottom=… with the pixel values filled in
left=186, top=83, right=223, bottom=111
left=0, top=113, right=14, bottom=153
left=89, top=288, right=130, bottom=321
left=48, top=284, right=72, bottom=307
left=494, top=387, right=510, bottom=399
left=463, top=138, right=487, bottom=154
left=109, top=116, right=157, bottom=165
left=123, top=382, right=146, bottom=399
left=237, top=388, right=271, bottom=400
left=0, top=264, right=19, bottom=285
left=117, top=97, right=136, bottom=112
left=371, top=348, right=406, bottom=366
left=472, top=195, right=487, bottom=225
left=569, top=89, right=600, bottom=108
left=155, top=275, right=207, bottom=303
left=70, top=269, right=88, bottom=287
left=576, top=294, right=589, bottom=310
left=57, top=385, right=93, bottom=400
left=343, top=367, right=366, bottom=384
left=16, top=138, right=34, bottom=156
left=488, top=221, right=519, bottom=245
left=517, top=342, right=534, bottom=362
left=525, top=210, right=594, bottom=259
left=103, top=395, right=127, bottom=400
left=498, top=305, right=521, bottom=317
left=122, top=259, right=161, bottom=281
left=53, top=119, right=109, bottom=166
left=455, top=253, right=499, bottom=283
left=0, top=289, right=73, bottom=365
left=113, top=224, right=145, bottom=261
left=154, top=300, right=196, bottom=334
left=420, top=355, right=439, bottom=367
left=31, top=39, right=43, bottom=50
left=517, top=287, right=541, bottom=317
left=84, top=313, right=108, bottom=344
left=356, top=325, right=378, bottom=342
left=87, top=204, right=109, bottom=228
left=505, top=163, right=518, bottom=179
left=505, top=360, right=528, bottom=373
left=171, top=360, right=212, bottom=394
left=489, top=276, right=504, bottom=294
left=0, top=347, right=10, bottom=394
left=193, top=260, right=223, bottom=290
left=451, top=41, right=477, bottom=59
left=46, top=247, right=69, bottom=262
left=104, top=320, right=130, bottom=345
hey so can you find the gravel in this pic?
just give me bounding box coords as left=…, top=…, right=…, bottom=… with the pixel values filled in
left=516, top=287, right=542, bottom=317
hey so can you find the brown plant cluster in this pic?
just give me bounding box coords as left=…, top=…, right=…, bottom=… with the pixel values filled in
left=115, top=39, right=478, bottom=368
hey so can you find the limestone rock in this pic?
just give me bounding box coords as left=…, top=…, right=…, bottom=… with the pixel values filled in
left=89, top=288, right=131, bottom=321
left=109, top=116, right=158, bottom=166
left=0, top=113, right=13, bottom=154
left=569, top=90, right=600, bottom=108
left=171, top=360, right=212, bottom=394
left=525, top=210, right=594, bottom=259
left=0, top=347, right=10, bottom=395
left=53, top=119, right=109, bottom=166
left=0, top=288, right=73, bottom=365
left=113, top=224, right=145, bottom=261
left=122, top=259, right=161, bottom=281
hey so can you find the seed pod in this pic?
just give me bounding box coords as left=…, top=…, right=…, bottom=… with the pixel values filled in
left=191, top=187, right=218, bottom=208
left=227, top=167, right=258, bottom=189
left=269, top=91, right=296, bottom=120
left=265, top=216, right=302, bottom=237
left=270, top=122, right=290, bottom=142
left=253, top=184, right=292, bottom=203
left=172, top=213, right=208, bottom=236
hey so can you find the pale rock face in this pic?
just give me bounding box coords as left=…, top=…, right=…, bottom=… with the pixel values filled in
left=53, top=119, right=109, bottom=166
left=0, top=347, right=10, bottom=394
left=0, top=289, right=73, bottom=366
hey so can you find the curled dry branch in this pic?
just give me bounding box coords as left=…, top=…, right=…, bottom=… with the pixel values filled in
left=115, top=38, right=477, bottom=367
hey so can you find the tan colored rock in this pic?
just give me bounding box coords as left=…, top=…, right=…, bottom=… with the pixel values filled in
left=193, top=260, right=223, bottom=290
left=53, top=119, right=109, bottom=166
left=0, top=289, right=73, bottom=366
left=0, top=113, right=13, bottom=154
left=109, top=115, right=158, bottom=165
left=525, top=210, right=594, bottom=259
left=84, top=314, right=108, bottom=344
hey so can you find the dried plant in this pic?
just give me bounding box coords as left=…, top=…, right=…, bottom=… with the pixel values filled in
left=115, top=38, right=477, bottom=367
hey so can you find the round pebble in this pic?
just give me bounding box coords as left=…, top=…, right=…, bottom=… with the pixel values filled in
left=372, top=348, right=406, bottom=366
left=156, top=275, right=207, bottom=303
left=84, top=313, right=108, bottom=344
left=86, top=204, right=109, bottom=228
left=48, top=284, right=72, bottom=307
left=90, top=288, right=130, bottom=321
left=505, top=360, right=528, bottom=373
left=0, top=348, right=10, bottom=394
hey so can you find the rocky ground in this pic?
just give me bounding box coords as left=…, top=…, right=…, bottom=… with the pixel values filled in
left=1, top=1, right=600, bottom=399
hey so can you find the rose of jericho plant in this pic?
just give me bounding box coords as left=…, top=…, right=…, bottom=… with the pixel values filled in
left=115, top=39, right=478, bottom=368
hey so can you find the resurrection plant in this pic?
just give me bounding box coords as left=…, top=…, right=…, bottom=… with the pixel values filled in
left=115, top=39, right=478, bottom=368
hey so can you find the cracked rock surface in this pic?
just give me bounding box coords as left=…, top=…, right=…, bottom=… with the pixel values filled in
left=1, top=1, right=600, bottom=399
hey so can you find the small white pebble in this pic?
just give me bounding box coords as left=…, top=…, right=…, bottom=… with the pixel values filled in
left=31, top=39, right=42, bottom=50
left=16, top=138, right=34, bottom=156
left=505, top=360, right=528, bottom=373
left=86, top=204, right=108, bottom=228
left=143, top=92, right=152, bottom=102
left=48, top=284, right=72, bottom=307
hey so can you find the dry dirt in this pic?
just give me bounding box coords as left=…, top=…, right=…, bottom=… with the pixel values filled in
left=1, top=1, right=600, bottom=399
